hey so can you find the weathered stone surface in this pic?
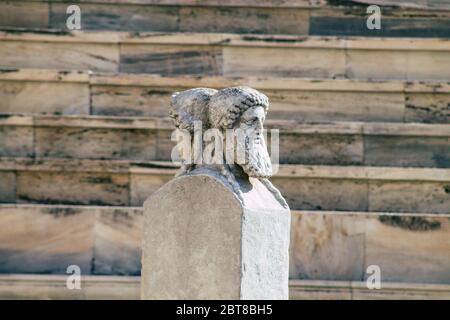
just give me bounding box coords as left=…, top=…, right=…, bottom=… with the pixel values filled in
left=93, top=207, right=143, bottom=275
left=279, top=133, right=363, bottom=165
left=290, top=211, right=450, bottom=284
left=2, top=1, right=448, bottom=36
left=265, top=89, right=405, bottom=122
left=155, top=128, right=176, bottom=161
left=0, top=1, right=49, bottom=29
left=310, top=8, right=450, bottom=38
left=369, top=182, right=450, bottom=214
left=35, top=127, right=158, bottom=160
left=130, top=173, right=172, bottom=206
left=0, top=41, right=118, bottom=72
left=365, top=215, right=450, bottom=284
left=347, top=50, right=450, bottom=80
left=346, top=50, right=408, bottom=80
left=350, top=281, right=450, bottom=300
left=179, top=7, right=309, bottom=34
left=2, top=115, right=449, bottom=166
left=91, top=85, right=173, bottom=117
left=6, top=70, right=449, bottom=123
left=142, top=174, right=290, bottom=299
left=405, top=93, right=450, bottom=124
left=2, top=157, right=449, bottom=212
left=0, top=274, right=141, bottom=300
left=1, top=31, right=449, bottom=80
left=223, top=47, right=346, bottom=78
left=50, top=3, right=179, bottom=32
left=0, top=205, right=449, bottom=285
left=407, top=51, right=450, bottom=81
left=0, top=81, right=89, bottom=115
left=0, top=126, right=33, bottom=157
left=272, top=178, right=368, bottom=211
left=120, top=45, right=222, bottom=75
left=289, top=280, right=353, bottom=300
left=365, top=136, right=450, bottom=168
left=290, top=279, right=450, bottom=300
left=0, top=205, right=142, bottom=275
left=16, top=172, right=129, bottom=206
left=2, top=275, right=450, bottom=300
left=0, top=205, right=95, bottom=274
left=0, top=172, right=15, bottom=203
left=290, top=212, right=365, bottom=281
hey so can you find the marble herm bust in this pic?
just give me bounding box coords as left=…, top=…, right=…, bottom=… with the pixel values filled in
left=142, top=87, right=290, bottom=300
left=169, top=86, right=288, bottom=209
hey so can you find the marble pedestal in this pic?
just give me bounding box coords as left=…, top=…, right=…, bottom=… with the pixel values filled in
left=141, top=173, right=290, bottom=300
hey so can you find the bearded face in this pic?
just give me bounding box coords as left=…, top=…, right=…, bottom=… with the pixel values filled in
left=233, top=106, right=272, bottom=178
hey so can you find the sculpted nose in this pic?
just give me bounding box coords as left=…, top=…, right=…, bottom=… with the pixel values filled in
left=256, top=118, right=263, bottom=131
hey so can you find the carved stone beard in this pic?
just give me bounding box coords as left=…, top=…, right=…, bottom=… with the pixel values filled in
left=240, top=131, right=272, bottom=179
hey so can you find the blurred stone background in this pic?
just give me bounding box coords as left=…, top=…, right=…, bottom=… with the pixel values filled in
left=0, top=0, right=449, bottom=299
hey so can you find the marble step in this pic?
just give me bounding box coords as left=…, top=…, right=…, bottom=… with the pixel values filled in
left=1, top=69, right=449, bottom=123
left=2, top=274, right=450, bottom=300
left=0, top=204, right=449, bottom=285
left=0, top=158, right=449, bottom=213
left=1, top=30, right=450, bottom=80
left=1, top=114, right=449, bottom=167
left=1, top=0, right=449, bottom=37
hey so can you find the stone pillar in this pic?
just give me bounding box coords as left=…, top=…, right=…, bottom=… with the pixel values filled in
left=141, top=173, right=291, bottom=300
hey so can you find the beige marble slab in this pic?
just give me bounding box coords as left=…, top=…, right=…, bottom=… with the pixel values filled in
left=1, top=157, right=449, bottom=211
left=369, top=182, right=450, bottom=214
left=130, top=173, right=172, bottom=206
left=0, top=172, right=15, bottom=203
left=346, top=50, right=408, bottom=80
left=91, top=85, right=174, bottom=117
left=290, top=211, right=450, bottom=283
left=93, top=207, right=143, bottom=274
left=0, top=81, right=89, bottom=115
left=0, top=205, right=95, bottom=273
left=365, top=215, right=450, bottom=284
left=364, top=136, right=450, bottom=168
left=407, top=51, right=450, bottom=81
left=120, top=44, right=222, bottom=75
left=35, top=127, right=158, bottom=161
left=16, top=171, right=129, bottom=206
left=50, top=3, right=179, bottom=32
left=0, top=126, right=33, bottom=157
left=272, top=178, right=369, bottom=211
left=1, top=275, right=449, bottom=300
left=290, top=212, right=365, bottom=280
left=0, top=205, right=449, bottom=283
left=0, top=42, right=118, bottom=72
left=0, top=1, right=49, bottom=28
left=179, top=6, right=309, bottom=35
left=0, top=205, right=143, bottom=275
left=264, top=90, right=405, bottom=122
left=279, top=133, right=364, bottom=165
left=405, top=93, right=450, bottom=124
left=223, top=46, right=346, bottom=78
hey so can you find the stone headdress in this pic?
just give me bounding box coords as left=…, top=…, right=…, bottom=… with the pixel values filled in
left=169, top=86, right=269, bottom=132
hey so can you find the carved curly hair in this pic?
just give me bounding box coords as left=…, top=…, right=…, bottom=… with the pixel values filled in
left=169, top=86, right=269, bottom=131
left=207, top=87, right=269, bottom=130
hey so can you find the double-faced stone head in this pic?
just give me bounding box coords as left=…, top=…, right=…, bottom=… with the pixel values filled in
left=169, top=86, right=272, bottom=179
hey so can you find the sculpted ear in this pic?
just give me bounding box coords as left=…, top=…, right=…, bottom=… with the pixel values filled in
left=169, top=88, right=217, bottom=132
